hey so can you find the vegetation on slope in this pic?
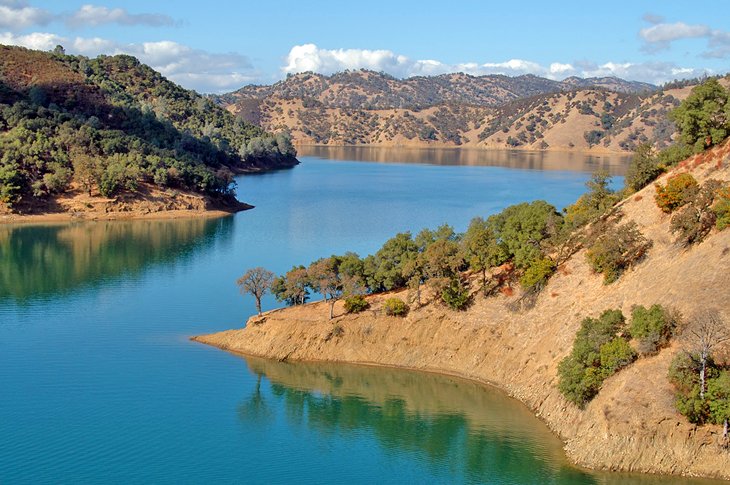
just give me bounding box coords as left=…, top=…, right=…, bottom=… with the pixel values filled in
left=235, top=77, right=730, bottom=437
left=0, top=45, right=297, bottom=210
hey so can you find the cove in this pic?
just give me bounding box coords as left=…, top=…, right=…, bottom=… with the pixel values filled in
left=3, top=148, right=721, bottom=483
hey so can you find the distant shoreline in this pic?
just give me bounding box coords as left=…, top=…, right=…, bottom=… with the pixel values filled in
left=0, top=207, right=247, bottom=225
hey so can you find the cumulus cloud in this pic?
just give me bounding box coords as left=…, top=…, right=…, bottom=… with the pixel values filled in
left=640, top=22, right=711, bottom=52
left=0, top=31, right=256, bottom=93
left=639, top=19, right=730, bottom=58
left=282, top=44, right=707, bottom=85
left=0, top=2, right=52, bottom=30
left=66, top=5, right=176, bottom=29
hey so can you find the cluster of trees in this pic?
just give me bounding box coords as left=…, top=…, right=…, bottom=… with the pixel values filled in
left=0, top=48, right=296, bottom=207
left=236, top=172, right=631, bottom=319
left=559, top=304, right=678, bottom=407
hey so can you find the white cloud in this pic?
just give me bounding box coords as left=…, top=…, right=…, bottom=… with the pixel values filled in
left=0, top=3, right=52, bottom=30
left=549, top=62, right=576, bottom=75
left=0, top=31, right=256, bottom=93
left=640, top=22, right=711, bottom=51
left=639, top=19, right=730, bottom=58
left=66, top=4, right=175, bottom=29
left=282, top=44, right=707, bottom=86
left=0, top=31, right=62, bottom=50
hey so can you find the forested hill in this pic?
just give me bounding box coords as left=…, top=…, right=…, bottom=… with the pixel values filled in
left=0, top=45, right=297, bottom=213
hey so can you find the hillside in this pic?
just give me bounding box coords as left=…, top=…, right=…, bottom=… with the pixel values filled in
left=0, top=45, right=298, bottom=219
left=194, top=143, right=730, bottom=479
left=215, top=70, right=728, bottom=152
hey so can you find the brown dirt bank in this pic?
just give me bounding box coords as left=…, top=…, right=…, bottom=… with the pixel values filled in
left=0, top=183, right=253, bottom=225
left=194, top=145, right=730, bottom=480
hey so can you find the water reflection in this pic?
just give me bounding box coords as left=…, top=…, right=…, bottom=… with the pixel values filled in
left=298, top=146, right=631, bottom=175
left=239, top=357, right=588, bottom=483
left=238, top=356, right=725, bottom=485
left=0, top=217, right=233, bottom=302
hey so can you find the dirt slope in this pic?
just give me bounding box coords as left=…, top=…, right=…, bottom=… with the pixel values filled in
left=195, top=143, right=730, bottom=479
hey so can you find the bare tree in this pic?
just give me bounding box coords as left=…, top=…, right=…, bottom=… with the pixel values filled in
left=237, top=267, right=275, bottom=316
left=686, top=309, right=730, bottom=399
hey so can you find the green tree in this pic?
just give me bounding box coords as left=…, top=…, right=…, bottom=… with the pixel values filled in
left=489, top=201, right=563, bottom=269
left=272, top=266, right=310, bottom=306
left=367, top=232, right=418, bottom=291
left=669, top=78, right=730, bottom=152
left=237, top=267, right=275, bottom=316
left=462, top=217, right=508, bottom=290
left=629, top=304, right=677, bottom=355
left=308, top=257, right=344, bottom=320
left=706, top=371, right=730, bottom=445
left=625, top=143, right=662, bottom=192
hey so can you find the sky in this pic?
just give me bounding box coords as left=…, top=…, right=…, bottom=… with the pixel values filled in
left=1, top=1, right=728, bottom=93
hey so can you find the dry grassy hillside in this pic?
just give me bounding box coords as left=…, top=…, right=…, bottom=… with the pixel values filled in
left=220, top=74, right=730, bottom=153
left=196, top=142, right=730, bottom=479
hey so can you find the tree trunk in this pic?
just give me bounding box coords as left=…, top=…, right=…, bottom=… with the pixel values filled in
left=255, top=297, right=262, bottom=316
left=329, top=299, right=335, bottom=320
left=700, top=355, right=707, bottom=399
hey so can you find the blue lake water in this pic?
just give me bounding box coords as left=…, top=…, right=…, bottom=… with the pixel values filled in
left=0, top=149, right=720, bottom=483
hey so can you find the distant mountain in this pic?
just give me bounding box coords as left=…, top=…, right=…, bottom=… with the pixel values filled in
left=215, top=70, right=655, bottom=111
left=212, top=70, right=730, bottom=153
left=0, top=45, right=297, bottom=215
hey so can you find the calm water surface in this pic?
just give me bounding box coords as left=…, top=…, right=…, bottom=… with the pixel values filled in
left=0, top=149, right=720, bottom=483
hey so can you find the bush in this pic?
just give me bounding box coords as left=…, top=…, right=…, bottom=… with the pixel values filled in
left=586, top=222, right=652, bottom=284
left=599, top=338, right=637, bottom=374
left=441, top=277, right=471, bottom=310
left=670, top=179, right=722, bottom=246
left=520, top=257, right=555, bottom=294
left=629, top=304, right=677, bottom=355
left=707, top=371, right=730, bottom=426
left=383, top=297, right=408, bottom=317
left=713, top=186, right=730, bottom=230
left=343, top=295, right=370, bottom=314
left=654, top=173, right=699, bottom=213
left=558, top=309, right=632, bottom=407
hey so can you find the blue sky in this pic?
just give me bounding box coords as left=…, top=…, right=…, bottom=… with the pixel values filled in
left=1, top=1, right=728, bottom=92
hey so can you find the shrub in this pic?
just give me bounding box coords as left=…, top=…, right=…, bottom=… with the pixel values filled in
left=654, top=173, right=699, bottom=213
left=670, top=179, right=722, bottom=246
left=586, top=222, right=652, bottom=284
left=599, top=338, right=637, bottom=374
left=629, top=304, right=677, bottom=355
left=713, top=186, right=730, bottom=230
left=441, top=276, right=471, bottom=310
left=519, top=257, right=555, bottom=291
left=558, top=309, right=631, bottom=407
left=707, top=371, right=730, bottom=426
left=383, top=297, right=408, bottom=317
left=343, top=295, right=370, bottom=314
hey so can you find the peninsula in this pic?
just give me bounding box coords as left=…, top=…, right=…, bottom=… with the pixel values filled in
left=0, top=45, right=298, bottom=223
left=195, top=135, right=730, bottom=479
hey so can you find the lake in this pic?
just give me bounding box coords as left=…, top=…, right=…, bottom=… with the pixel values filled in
left=0, top=148, right=719, bottom=483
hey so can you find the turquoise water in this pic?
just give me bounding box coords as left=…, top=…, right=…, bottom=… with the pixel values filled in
left=0, top=150, right=719, bottom=483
